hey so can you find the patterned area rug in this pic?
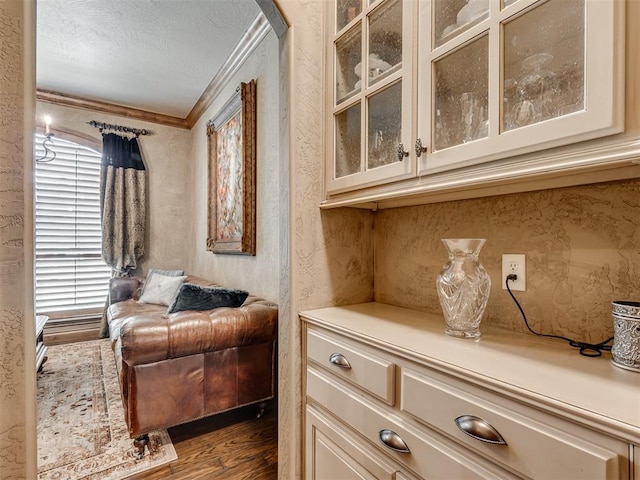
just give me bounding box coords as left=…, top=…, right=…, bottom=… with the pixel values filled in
left=37, top=339, right=177, bottom=479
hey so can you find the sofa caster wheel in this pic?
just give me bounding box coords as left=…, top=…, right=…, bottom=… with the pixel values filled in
left=256, top=401, right=267, bottom=419
left=133, top=434, right=149, bottom=459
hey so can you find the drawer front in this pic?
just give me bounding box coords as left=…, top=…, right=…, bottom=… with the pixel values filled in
left=307, top=329, right=395, bottom=404
left=307, top=367, right=518, bottom=480
left=306, top=406, right=397, bottom=480
left=401, top=368, right=626, bottom=480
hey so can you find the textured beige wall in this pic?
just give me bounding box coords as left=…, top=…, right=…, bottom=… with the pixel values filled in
left=275, top=1, right=375, bottom=478
left=375, top=178, right=640, bottom=344
left=0, top=0, right=37, bottom=478
left=188, top=31, right=282, bottom=302
left=34, top=103, right=193, bottom=276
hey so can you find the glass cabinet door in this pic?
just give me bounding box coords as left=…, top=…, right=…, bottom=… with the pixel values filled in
left=327, top=0, right=415, bottom=194
left=335, top=24, right=362, bottom=105
left=418, top=0, right=624, bottom=175
left=433, top=35, right=488, bottom=150
left=503, top=0, right=584, bottom=131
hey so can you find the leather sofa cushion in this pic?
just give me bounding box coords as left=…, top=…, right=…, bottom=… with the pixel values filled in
left=108, top=300, right=162, bottom=342
left=108, top=275, right=277, bottom=367
left=118, top=297, right=277, bottom=366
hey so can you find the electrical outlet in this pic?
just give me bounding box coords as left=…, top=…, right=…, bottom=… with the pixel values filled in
left=502, top=254, right=526, bottom=291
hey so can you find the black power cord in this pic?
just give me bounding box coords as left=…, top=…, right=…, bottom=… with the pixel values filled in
left=505, top=274, right=614, bottom=357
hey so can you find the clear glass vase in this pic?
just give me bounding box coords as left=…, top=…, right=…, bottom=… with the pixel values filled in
left=436, top=239, right=491, bottom=339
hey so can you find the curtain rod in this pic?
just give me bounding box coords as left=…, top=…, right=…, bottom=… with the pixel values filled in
left=87, top=120, right=151, bottom=137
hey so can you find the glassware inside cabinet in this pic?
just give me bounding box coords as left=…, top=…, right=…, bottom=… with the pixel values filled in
left=435, top=0, right=489, bottom=48
left=367, top=0, right=403, bottom=88
left=335, top=25, right=362, bottom=104
left=367, top=82, right=402, bottom=170
left=337, top=0, right=362, bottom=32
left=433, top=36, right=488, bottom=151
left=503, top=0, right=585, bottom=132
left=335, top=104, right=362, bottom=178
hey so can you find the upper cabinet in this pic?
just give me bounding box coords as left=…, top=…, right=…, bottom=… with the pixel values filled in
left=418, top=0, right=623, bottom=174
left=324, top=0, right=632, bottom=207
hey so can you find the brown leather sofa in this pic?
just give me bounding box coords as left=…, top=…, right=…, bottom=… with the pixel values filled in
left=106, top=275, right=278, bottom=457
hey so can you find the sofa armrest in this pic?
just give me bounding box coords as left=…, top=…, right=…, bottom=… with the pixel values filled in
left=109, top=276, right=144, bottom=305
left=118, top=298, right=278, bottom=366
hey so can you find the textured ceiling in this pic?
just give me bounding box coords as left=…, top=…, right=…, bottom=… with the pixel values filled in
left=36, top=0, right=262, bottom=118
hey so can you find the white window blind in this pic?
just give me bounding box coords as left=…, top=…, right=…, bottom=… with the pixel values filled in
left=34, top=134, right=111, bottom=318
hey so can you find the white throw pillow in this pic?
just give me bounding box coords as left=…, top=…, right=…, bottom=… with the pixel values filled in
left=138, top=274, right=186, bottom=306
left=139, top=268, right=184, bottom=298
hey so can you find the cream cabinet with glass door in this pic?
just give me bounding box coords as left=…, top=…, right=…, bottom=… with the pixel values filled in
left=323, top=0, right=629, bottom=207
left=417, top=0, right=625, bottom=175
left=325, top=0, right=416, bottom=194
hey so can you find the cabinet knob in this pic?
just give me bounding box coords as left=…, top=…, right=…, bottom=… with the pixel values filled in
left=329, top=352, right=351, bottom=369
left=454, top=415, right=507, bottom=445
left=396, top=144, right=409, bottom=162
left=415, top=138, right=427, bottom=158
left=378, top=429, right=411, bottom=453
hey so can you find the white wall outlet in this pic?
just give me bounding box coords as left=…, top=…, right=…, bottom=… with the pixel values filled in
left=502, top=254, right=526, bottom=291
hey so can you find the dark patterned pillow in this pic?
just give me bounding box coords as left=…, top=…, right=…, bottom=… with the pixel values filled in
left=167, top=283, right=249, bottom=314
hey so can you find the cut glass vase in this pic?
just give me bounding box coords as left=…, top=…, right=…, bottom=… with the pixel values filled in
left=436, top=238, right=491, bottom=339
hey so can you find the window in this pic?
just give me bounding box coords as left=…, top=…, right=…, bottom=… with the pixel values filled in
left=34, top=133, right=111, bottom=319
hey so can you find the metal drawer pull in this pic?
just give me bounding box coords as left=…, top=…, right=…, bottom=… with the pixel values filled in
left=454, top=415, right=507, bottom=445
left=329, top=352, right=351, bottom=369
left=379, top=429, right=411, bottom=453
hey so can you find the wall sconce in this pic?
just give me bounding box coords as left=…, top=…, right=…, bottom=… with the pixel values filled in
left=35, top=115, right=56, bottom=163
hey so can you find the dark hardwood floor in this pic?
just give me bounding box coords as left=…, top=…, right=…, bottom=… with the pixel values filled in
left=126, top=403, right=278, bottom=480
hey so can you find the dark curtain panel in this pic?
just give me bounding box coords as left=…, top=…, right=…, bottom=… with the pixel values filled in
left=99, top=133, right=146, bottom=338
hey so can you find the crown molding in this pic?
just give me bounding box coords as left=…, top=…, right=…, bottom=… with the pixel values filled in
left=255, top=0, right=288, bottom=39
left=36, top=89, right=190, bottom=129
left=185, top=12, right=271, bottom=128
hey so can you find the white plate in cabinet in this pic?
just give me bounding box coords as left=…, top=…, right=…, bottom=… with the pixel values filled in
left=307, top=367, right=518, bottom=480
left=307, top=329, right=395, bottom=405
left=401, top=368, right=629, bottom=480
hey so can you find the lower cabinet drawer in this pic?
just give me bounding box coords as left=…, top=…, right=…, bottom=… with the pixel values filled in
left=401, top=367, right=628, bottom=480
left=306, top=406, right=401, bottom=480
left=307, top=328, right=395, bottom=405
left=307, top=367, right=518, bottom=480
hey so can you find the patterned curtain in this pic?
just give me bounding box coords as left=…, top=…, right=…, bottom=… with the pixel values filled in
left=99, top=133, right=146, bottom=337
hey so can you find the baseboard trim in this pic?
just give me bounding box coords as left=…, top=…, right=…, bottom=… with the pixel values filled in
left=44, top=318, right=102, bottom=346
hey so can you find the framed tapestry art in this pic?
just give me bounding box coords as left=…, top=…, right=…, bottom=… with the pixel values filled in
left=206, top=80, right=256, bottom=255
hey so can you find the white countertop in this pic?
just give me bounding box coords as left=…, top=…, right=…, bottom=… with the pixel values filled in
left=300, top=302, right=640, bottom=444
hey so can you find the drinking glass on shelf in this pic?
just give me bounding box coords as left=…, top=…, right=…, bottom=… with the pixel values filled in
left=460, top=92, right=480, bottom=143
left=513, top=53, right=559, bottom=127
left=502, top=78, right=518, bottom=131
left=512, top=99, right=538, bottom=128
left=473, top=106, right=488, bottom=140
